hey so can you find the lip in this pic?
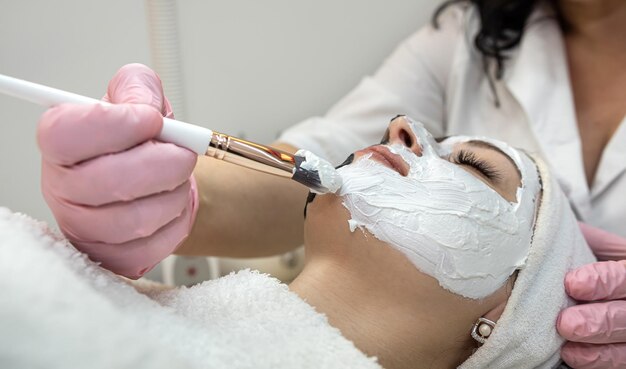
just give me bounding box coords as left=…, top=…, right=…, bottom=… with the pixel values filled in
left=355, top=145, right=409, bottom=176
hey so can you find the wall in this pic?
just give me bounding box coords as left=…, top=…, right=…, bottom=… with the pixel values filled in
left=0, top=0, right=152, bottom=224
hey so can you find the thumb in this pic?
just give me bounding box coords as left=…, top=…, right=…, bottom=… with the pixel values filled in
left=579, top=222, right=626, bottom=261
left=103, top=63, right=173, bottom=117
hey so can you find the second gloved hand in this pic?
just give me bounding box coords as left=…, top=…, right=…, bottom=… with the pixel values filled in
left=558, top=223, right=626, bottom=369
left=38, top=64, right=198, bottom=278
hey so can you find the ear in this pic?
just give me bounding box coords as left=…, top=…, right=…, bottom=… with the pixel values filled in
left=483, top=299, right=507, bottom=323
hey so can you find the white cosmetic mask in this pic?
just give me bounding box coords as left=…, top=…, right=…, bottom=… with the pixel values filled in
left=337, top=119, right=541, bottom=299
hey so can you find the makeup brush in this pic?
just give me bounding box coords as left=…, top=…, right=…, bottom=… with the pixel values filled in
left=0, top=73, right=342, bottom=193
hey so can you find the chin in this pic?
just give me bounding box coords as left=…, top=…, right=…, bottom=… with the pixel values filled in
left=304, top=194, right=355, bottom=246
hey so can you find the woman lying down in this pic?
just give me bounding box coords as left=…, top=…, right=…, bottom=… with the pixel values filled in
left=0, top=116, right=594, bottom=369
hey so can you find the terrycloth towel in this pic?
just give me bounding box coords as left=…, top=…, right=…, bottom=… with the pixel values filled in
left=0, top=208, right=380, bottom=369
left=459, top=156, right=596, bottom=368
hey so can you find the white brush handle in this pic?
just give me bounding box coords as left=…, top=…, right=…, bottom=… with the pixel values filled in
left=0, top=73, right=213, bottom=155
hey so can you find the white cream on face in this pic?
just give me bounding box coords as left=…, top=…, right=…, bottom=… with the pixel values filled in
left=337, top=119, right=541, bottom=299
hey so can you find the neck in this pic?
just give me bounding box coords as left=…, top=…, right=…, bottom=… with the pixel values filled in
left=289, top=241, right=476, bottom=369
left=557, top=0, right=626, bottom=48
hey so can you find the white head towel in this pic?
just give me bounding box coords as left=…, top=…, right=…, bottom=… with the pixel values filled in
left=459, top=156, right=596, bottom=368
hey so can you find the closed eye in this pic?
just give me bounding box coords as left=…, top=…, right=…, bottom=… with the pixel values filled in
left=452, top=150, right=503, bottom=182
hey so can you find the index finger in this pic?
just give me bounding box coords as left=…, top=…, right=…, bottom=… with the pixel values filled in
left=565, top=261, right=626, bottom=301
left=37, top=103, right=162, bottom=166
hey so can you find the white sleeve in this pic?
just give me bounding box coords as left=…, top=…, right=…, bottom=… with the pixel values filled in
left=278, top=6, right=464, bottom=165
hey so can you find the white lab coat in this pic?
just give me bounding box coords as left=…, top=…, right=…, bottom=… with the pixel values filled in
left=278, top=3, right=626, bottom=237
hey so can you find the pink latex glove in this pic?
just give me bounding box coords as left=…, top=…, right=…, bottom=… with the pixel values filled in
left=37, top=64, right=198, bottom=279
left=557, top=222, right=626, bottom=368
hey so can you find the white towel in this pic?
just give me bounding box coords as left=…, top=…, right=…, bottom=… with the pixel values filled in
left=0, top=208, right=380, bottom=369
left=459, top=156, right=596, bottom=368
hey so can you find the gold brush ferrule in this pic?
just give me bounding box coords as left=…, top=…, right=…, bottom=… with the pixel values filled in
left=205, top=131, right=297, bottom=178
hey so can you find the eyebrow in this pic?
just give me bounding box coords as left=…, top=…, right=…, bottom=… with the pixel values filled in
left=465, top=140, right=521, bottom=178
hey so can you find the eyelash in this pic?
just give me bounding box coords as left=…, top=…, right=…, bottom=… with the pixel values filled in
left=454, top=150, right=502, bottom=182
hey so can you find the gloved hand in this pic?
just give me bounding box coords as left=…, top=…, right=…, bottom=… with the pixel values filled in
left=38, top=63, right=198, bottom=279
left=558, top=222, right=626, bottom=368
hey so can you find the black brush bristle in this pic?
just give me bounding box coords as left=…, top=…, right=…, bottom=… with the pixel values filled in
left=292, top=155, right=325, bottom=192
left=303, top=153, right=354, bottom=218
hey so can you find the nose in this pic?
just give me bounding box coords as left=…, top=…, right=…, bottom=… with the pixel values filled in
left=388, top=116, right=423, bottom=156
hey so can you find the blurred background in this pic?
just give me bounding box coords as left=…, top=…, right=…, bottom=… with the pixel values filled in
left=0, top=0, right=439, bottom=284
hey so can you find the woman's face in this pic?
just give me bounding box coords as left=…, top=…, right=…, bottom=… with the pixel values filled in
left=371, top=122, right=522, bottom=203
left=304, top=116, right=541, bottom=299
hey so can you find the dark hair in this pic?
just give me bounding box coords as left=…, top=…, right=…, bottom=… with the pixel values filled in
left=433, top=0, right=539, bottom=79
